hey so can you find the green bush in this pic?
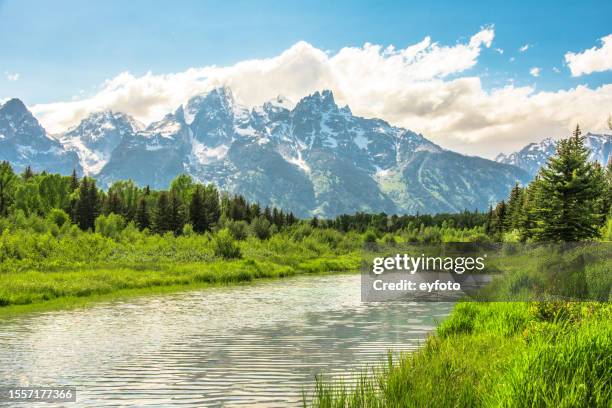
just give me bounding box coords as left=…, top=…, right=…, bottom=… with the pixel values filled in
left=226, top=219, right=249, bottom=240
left=46, top=208, right=70, bottom=227
left=250, top=217, right=271, bottom=240
left=94, top=213, right=126, bottom=240
left=212, top=228, right=242, bottom=259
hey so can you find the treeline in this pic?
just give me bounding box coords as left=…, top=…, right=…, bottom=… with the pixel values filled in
left=0, top=165, right=297, bottom=237
left=318, top=210, right=487, bottom=233
left=487, top=126, right=612, bottom=242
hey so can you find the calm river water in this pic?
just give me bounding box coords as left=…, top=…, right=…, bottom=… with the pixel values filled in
left=0, top=273, right=453, bottom=407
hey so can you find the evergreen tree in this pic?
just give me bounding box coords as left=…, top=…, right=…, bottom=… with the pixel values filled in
left=491, top=201, right=507, bottom=236
left=603, top=160, right=612, bottom=216
left=69, top=169, right=79, bottom=191
left=153, top=192, right=171, bottom=233
left=484, top=205, right=494, bottom=235
left=168, top=192, right=185, bottom=235
left=0, top=161, right=16, bottom=216
left=22, top=165, right=34, bottom=180
left=202, top=185, right=220, bottom=229
left=506, top=183, right=523, bottom=230
left=310, top=216, right=319, bottom=228
left=74, top=177, right=100, bottom=230
left=106, top=191, right=122, bottom=215
left=136, top=196, right=150, bottom=230
left=189, top=185, right=207, bottom=233
left=532, top=126, right=606, bottom=241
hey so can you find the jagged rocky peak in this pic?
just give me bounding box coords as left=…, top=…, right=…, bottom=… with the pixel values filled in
left=66, top=111, right=140, bottom=140
left=182, top=86, right=250, bottom=125
left=262, top=95, right=293, bottom=112
left=294, top=89, right=340, bottom=114
left=0, top=98, right=29, bottom=117
left=496, top=133, right=611, bottom=177
left=0, top=98, right=48, bottom=143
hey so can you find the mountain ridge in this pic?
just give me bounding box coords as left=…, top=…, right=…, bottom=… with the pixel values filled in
left=0, top=89, right=530, bottom=217
left=496, top=133, right=612, bottom=177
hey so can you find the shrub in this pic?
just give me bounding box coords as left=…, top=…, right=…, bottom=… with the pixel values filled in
left=213, top=228, right=241, bottom=259
left=363, top=230, right=377, bottom=244
left=94, top=213, right=126, bottom=240
left=182, top=223, right=195, bottom=236
left=250, top=217, right=271, bottom=240
left=47, top=208, right=70, bottom=227
left=227, top=220, right=249, bottom=240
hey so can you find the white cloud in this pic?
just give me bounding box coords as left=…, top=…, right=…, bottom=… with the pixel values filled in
left=494, top=48, right=504, bottom=55
left=529, top=67, right=541, bottom=77
left=5, top=72, right=19, bottom=81
left=29, top=27, right=612, bottom=158
left=565, top=34, right=612, bottom=77
left=518, top=44, right=531, bottom=53
left=552, top=67, right=561, bottom=73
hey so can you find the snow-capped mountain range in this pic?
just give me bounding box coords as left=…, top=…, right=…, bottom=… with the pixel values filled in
left=1, top=88, right=531, bottom=217
left=496, top=133, right=612, bottom=177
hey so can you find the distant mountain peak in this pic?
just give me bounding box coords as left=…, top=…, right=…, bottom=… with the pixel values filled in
left=294, top=89, right=340, bottom=114
left=497, top=133, right=611, bottom=177
left=0, top=98, right=81, bottom=174
left=0, top=98, right=30, bottom=118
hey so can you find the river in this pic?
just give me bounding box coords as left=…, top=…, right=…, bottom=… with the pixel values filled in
left=0, top=273, right=453, bottom=407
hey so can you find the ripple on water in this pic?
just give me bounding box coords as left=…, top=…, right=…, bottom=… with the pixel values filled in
left=0, top=273, right=453, bottom=407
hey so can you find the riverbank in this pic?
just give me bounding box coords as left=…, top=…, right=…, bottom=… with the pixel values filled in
left=0, top=255, right=360, bottom=318
left=310, top=245, right=612, bottom=407
left=311, top=301, right=611, bottom=407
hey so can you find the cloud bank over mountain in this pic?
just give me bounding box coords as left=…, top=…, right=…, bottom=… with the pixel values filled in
left=31, top=28, right=612, bottom=158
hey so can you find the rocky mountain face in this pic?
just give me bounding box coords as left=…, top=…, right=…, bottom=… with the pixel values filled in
left=1, top=90, right=531, bottom=217
left=496, top=134, right=612, bottom=177
left=0, top=98, right=81, bottom=174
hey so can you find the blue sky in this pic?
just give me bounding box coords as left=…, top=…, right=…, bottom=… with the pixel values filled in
left=2, top=0, right=611, bottom=102
left=1, top=0, right=611, bottom=156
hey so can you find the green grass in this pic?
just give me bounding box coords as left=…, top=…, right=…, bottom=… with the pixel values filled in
left=0, top=255, right=360, bottom=317
left=308, top=242, right=612, bottom=408
left=309, top=301, right=611, bottom=407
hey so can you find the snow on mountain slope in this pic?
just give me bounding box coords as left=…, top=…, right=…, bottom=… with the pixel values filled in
left=3, top=88, right=530, bottom=217
left=59, top=111, right=141, bottom=174
left=497, top=134, right=611, bottom=177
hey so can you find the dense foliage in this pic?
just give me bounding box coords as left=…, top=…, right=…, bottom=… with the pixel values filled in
left=0, top=163, right=298, bottom=238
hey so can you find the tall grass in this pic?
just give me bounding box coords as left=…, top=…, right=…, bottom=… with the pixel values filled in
left=309, top=301, right=611, bottom=407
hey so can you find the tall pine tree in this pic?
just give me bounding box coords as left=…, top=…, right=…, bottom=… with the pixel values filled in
left=189, top=185, right=207, bottom=233
left=532, top=125, right=606, bottom=241
left=153, top=192, right=171, bottom=234
left=136, top=196, right=150, bottom=230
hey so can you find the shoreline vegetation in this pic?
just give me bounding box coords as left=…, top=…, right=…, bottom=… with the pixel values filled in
left=308, top=128, right=612, bottom=407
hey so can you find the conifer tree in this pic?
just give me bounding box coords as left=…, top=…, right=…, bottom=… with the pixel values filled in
left=202, top=185, right=220, bottom=229
left=0, top=161, right=16, bottom=216
left=153, top=192, right=171, bottom=234
left=532, top=125, right=606, bottom=241
left=136, top=196, right=150, bottom=230
left=106, top=191, right=122, bottom=215
left=22, top=165, right=34, bottom=180
left=168, top=192, right=185, bottom=235
left=189, top=185, right=207, bottom=233
left=506, top=183, right=523, bottom=230
left=74, top=177, right=100, bottom=230
left=491, top=201, right=507, bottom=236
left=484, top=205, right=494, bottom=235
left=69, top=169, right=79, bottom=191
